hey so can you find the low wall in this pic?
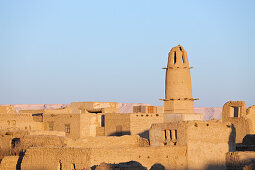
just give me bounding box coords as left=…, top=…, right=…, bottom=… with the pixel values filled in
left=0, top=156, right=19, bottom=170
left=226, top=152, right=255, bottom=169
left=64, top=135, right=149, bottom=148
left=21, top=146, right=187, bottom=170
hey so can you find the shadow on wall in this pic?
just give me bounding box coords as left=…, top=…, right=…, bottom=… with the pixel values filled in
left=205, top=164, right=226, bottom=170
left=150, top=163, right=165, bottom=170
left=91, top=161, right=148, bottom=170
left=236, top=134, right=255, bottom=151
left=91, top=161, right=167, bottom=170
left=16, top=151, right=25, bottom=170
left=138, top=130, right=149, bottom=139
left=108, top=131, right=131, bottom=136
left=229, top=124, right=236, bottom=152
left=108, top=130, right=149, bottom=139
left=226, top=158, right=255, bottom=169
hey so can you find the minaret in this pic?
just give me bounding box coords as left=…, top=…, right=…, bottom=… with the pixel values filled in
left=163, top=45, right=197, bottom=114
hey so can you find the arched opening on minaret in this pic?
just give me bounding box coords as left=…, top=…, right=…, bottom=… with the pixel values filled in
left=174, top=52, right=177, bottom=64
left=182, top=56, right=184, bottom=63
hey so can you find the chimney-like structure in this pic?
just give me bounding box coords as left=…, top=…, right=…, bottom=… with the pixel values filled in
left=163, top=45, right=197, bottom=114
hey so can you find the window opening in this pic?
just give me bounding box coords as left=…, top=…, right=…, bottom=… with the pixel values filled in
left=65, top=124, right=70, bottom=133
left=49, top=122, right=54, bottom=131
left=174, top=52, right=177, bottom=64
left=101, top=115, right=105, bottom=127
left=234, top=107, right=239, bottom=117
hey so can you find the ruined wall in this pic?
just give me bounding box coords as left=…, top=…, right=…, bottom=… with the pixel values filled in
left=89, top=146, right=187, bottom=169
left=246, top=105, right=255, bottom=134
left=0, top=114, right=43, bottom=131
left=21, top=148, right=91, bottom=170
left=71, top=102, right=118, bottom=114
left=0, top=130, right=28, bottom=160
left=0, top=105, right=15, bottom=114
left=105, top=113, right=131, bottom=136
left=21, top=146, right=187, bottom=170
left=19, top=110, right=44, bottom=114
left=29, top=130, right=65, bottom=137
left=130, top=113, right=164, bottom=139
left=226, top=152, right=255, bottom=169
left=44, top=106, right=72, bottom=114
left=222, top=101, right=249, bottom=143
left=64, top=135, right=149, bottom=148
left=43, top=114, right=80, bottom=139
left=20, top=135, right=66, bottom=148
left=186, top=121, right=235, bottom=169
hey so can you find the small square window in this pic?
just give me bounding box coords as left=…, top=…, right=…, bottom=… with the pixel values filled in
left=65, top=124, right=70, bottom=133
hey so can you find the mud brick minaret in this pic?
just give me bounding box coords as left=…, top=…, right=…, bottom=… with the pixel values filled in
left=163, top=45, right=197, bottom=114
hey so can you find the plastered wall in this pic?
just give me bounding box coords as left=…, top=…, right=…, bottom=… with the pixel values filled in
left=130, top=113, right=164, bottom=139
left=43, top=114, right=80, bottom=139
left=105, top=113, right=131, bottom=136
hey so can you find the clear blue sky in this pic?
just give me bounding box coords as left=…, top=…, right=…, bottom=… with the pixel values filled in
left=0, top=0, right=254, bottom=107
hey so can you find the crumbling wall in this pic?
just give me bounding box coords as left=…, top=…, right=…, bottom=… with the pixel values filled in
left=44, top=106, right=72, bottom=114
left=0, top=114, right=43, bottom=131
left=20, top=135, right=66, bottom=148
left=64, top=135, right=149, bottom=148
left=21, top=146, right=187, bottom=170
left=246, top=105, right=255, bottom=134
left=226, top=152, right=255, bottom=169
left=71, top=102, right=118, bottom=114
left=0, top=105, right=15, bottom=114
left=89, top=146, right=187, bottom=169
left=222, top=101, right=249, bottom=143
left=0, top=130, right=28, bottom=159
left=21, top=148, right=91, bottom=170
left=19, top=110, right=44, bottom=114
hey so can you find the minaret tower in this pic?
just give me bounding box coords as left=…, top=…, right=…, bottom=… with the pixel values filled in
left=163, top=45, right=197, bottom=114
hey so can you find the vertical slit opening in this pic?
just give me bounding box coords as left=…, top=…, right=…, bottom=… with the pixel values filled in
left=174, top=52, right=176, bottom=64
left=170, top=130, right=172, bottom=140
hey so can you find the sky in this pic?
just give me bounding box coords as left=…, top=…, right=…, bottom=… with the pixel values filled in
left=0, top=0, right=254, bottom=107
